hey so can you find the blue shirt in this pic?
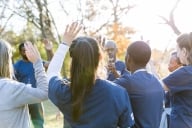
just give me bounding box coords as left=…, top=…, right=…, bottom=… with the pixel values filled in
left=48, top=76, right=134, bottom=128
left=14, top=60, right=36, bottom=88
left=107, top=60, right=126, bottom=81
left=163, top=66, right=192, bottom=128
left=114, top=70, right=164, bottom=128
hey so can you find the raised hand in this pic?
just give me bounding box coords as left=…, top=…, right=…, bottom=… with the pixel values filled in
left=63, top=22, right=82, bottom=46
left=42, top=38, right=53, bottom=50
left=24, top=41, right=41, bottom=63
left=96, top=35, right=106, bottom=50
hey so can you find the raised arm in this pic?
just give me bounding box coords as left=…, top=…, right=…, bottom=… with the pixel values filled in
left=11, top=42, right=48, bottom=107
left=42, top=38, right=54, bottom=61
left=47, top=22, right=82, bottom=82
left=25, top=42, right=48, bottom=97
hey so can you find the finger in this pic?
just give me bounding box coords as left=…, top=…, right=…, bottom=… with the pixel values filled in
left=69, top=22, right=78, bottom=33
left=28, top=42, right=36, bottom=54
left=64, top=24, right=69, bottom=35
left=34, top=45, right=41, bottom=58
left=25, top=42, right=36, bottom=57
left=24, top=42, right=32, bottom=53
left=74, top=24, right=82, bottom=36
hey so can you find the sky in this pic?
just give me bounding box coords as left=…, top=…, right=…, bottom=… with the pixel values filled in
left=121, top=0, right=192, bottom=50
left=2, top=0, right=192, bottom=51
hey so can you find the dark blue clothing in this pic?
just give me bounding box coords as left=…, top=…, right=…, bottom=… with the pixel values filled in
left=14, top=60, right=44, bottom=128
left=107, top=60, right=126, bottom=81
left=163, top=66, right=192, bottom=128
left=165, top=91, right=171, bottom=108
left=48, top=76, right=134, bottom=128
left=14, top=60, right=36, bottom=87
left=114, top=70, right=164, bottom=128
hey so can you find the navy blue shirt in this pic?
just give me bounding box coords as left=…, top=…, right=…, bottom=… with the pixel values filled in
left=114, top=70, right=164, bottom=128
left=163, top=66, right=192, bottom=128
left=14, top=60, right=36, bottom=87
left=48, top=76, right=134, bottom=128
left=107, top=60, right=126, bottom=81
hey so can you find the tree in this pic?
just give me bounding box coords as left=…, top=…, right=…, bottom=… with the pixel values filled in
left=158, top=0, right=181, bottom=35
left=69, top=0, right=136, bottom=58
left=0, top=0, right=14, bottom=36
left=6, top=0, right=62, bottom=59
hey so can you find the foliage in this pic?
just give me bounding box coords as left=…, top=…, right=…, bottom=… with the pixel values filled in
left=30, top=100, right=63, bottom=128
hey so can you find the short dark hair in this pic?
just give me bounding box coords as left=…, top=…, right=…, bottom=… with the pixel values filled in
left=18, top=43, right=24, bottom=52
left=127, top=41, right=151, bottom=66
left=171, top=51, right=181, bottom=64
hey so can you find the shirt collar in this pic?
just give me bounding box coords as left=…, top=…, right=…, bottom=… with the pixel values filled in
left=132, top=68, right=147, bottom=74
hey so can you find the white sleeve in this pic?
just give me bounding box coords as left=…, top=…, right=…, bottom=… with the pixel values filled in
left=47, top=44, right=69, bottom=81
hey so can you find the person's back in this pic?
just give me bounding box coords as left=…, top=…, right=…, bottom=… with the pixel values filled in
left=0, top=40, right=48, bottom=128
left=114, top=70, right=164, bottom=128
left=129, top=71, right=163, bottom=128
left=49, top=77, right=134, bottom=128
left=47, top=22, right=134, bottom=128
left=114, top=41, right=164, bottom=128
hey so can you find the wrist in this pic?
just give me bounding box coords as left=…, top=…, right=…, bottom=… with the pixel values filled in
left=61, top=42, right=68, bottom=46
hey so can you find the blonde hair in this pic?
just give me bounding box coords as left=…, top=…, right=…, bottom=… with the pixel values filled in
left=0, top=39, right=13, bottom=78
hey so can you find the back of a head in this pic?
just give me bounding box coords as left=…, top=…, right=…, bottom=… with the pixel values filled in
left=127, top=41, right=151, bottom=67
left=69, top=36, right=100, bottom=121
left=69, top=37, right=100, bottom=77
left=0, top=39, right=12, bottom=78
left=177, top=32, right=192, bottom=64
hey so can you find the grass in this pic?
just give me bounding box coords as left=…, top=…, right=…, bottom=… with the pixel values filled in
left=30, top=100, right=63, bottom=128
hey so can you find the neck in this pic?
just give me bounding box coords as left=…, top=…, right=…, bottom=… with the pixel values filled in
left=22, top=58, right=29, bottom=62
left=130, top=65, right=146, bottom=73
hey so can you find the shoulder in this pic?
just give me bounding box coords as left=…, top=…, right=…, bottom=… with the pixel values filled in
left=116, top=60, right=125, bottom=65
left=98, top=79, right=127, bottom=94
left=49, top=76, right=70, bottom=89
left=0, top=78, right=25, bottom=92
left=14, top=60, right=22, bottom=66
left=164, top=66, right=188, bottom=80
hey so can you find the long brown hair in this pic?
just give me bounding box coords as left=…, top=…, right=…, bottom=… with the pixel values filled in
left=69, top=37, right=100, bottom=121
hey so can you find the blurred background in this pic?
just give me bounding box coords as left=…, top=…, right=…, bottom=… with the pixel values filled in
left=1, top=0, right=191, bottom=127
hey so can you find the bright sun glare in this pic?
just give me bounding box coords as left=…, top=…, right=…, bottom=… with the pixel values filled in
left=121, top=0, right=192, bottom=51
left=5, top=0, right=192, bottom=51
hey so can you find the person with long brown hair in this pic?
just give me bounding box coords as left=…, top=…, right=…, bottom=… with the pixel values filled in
left=47, top=22, right=134, bottom=128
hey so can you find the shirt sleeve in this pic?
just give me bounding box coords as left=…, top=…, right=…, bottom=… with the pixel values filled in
left=9, top=59, right=48, bottom=107
left=117, top=61, right=126, bottom=75
left=118, top=89, right=135, bottom=127
left=163, top=67, right=192, bottom=94
left=113, top=71, right=132, bottom=92
left=48, top=76, right=70, bottom=107
left=47, top=44, right=69, bottom=82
